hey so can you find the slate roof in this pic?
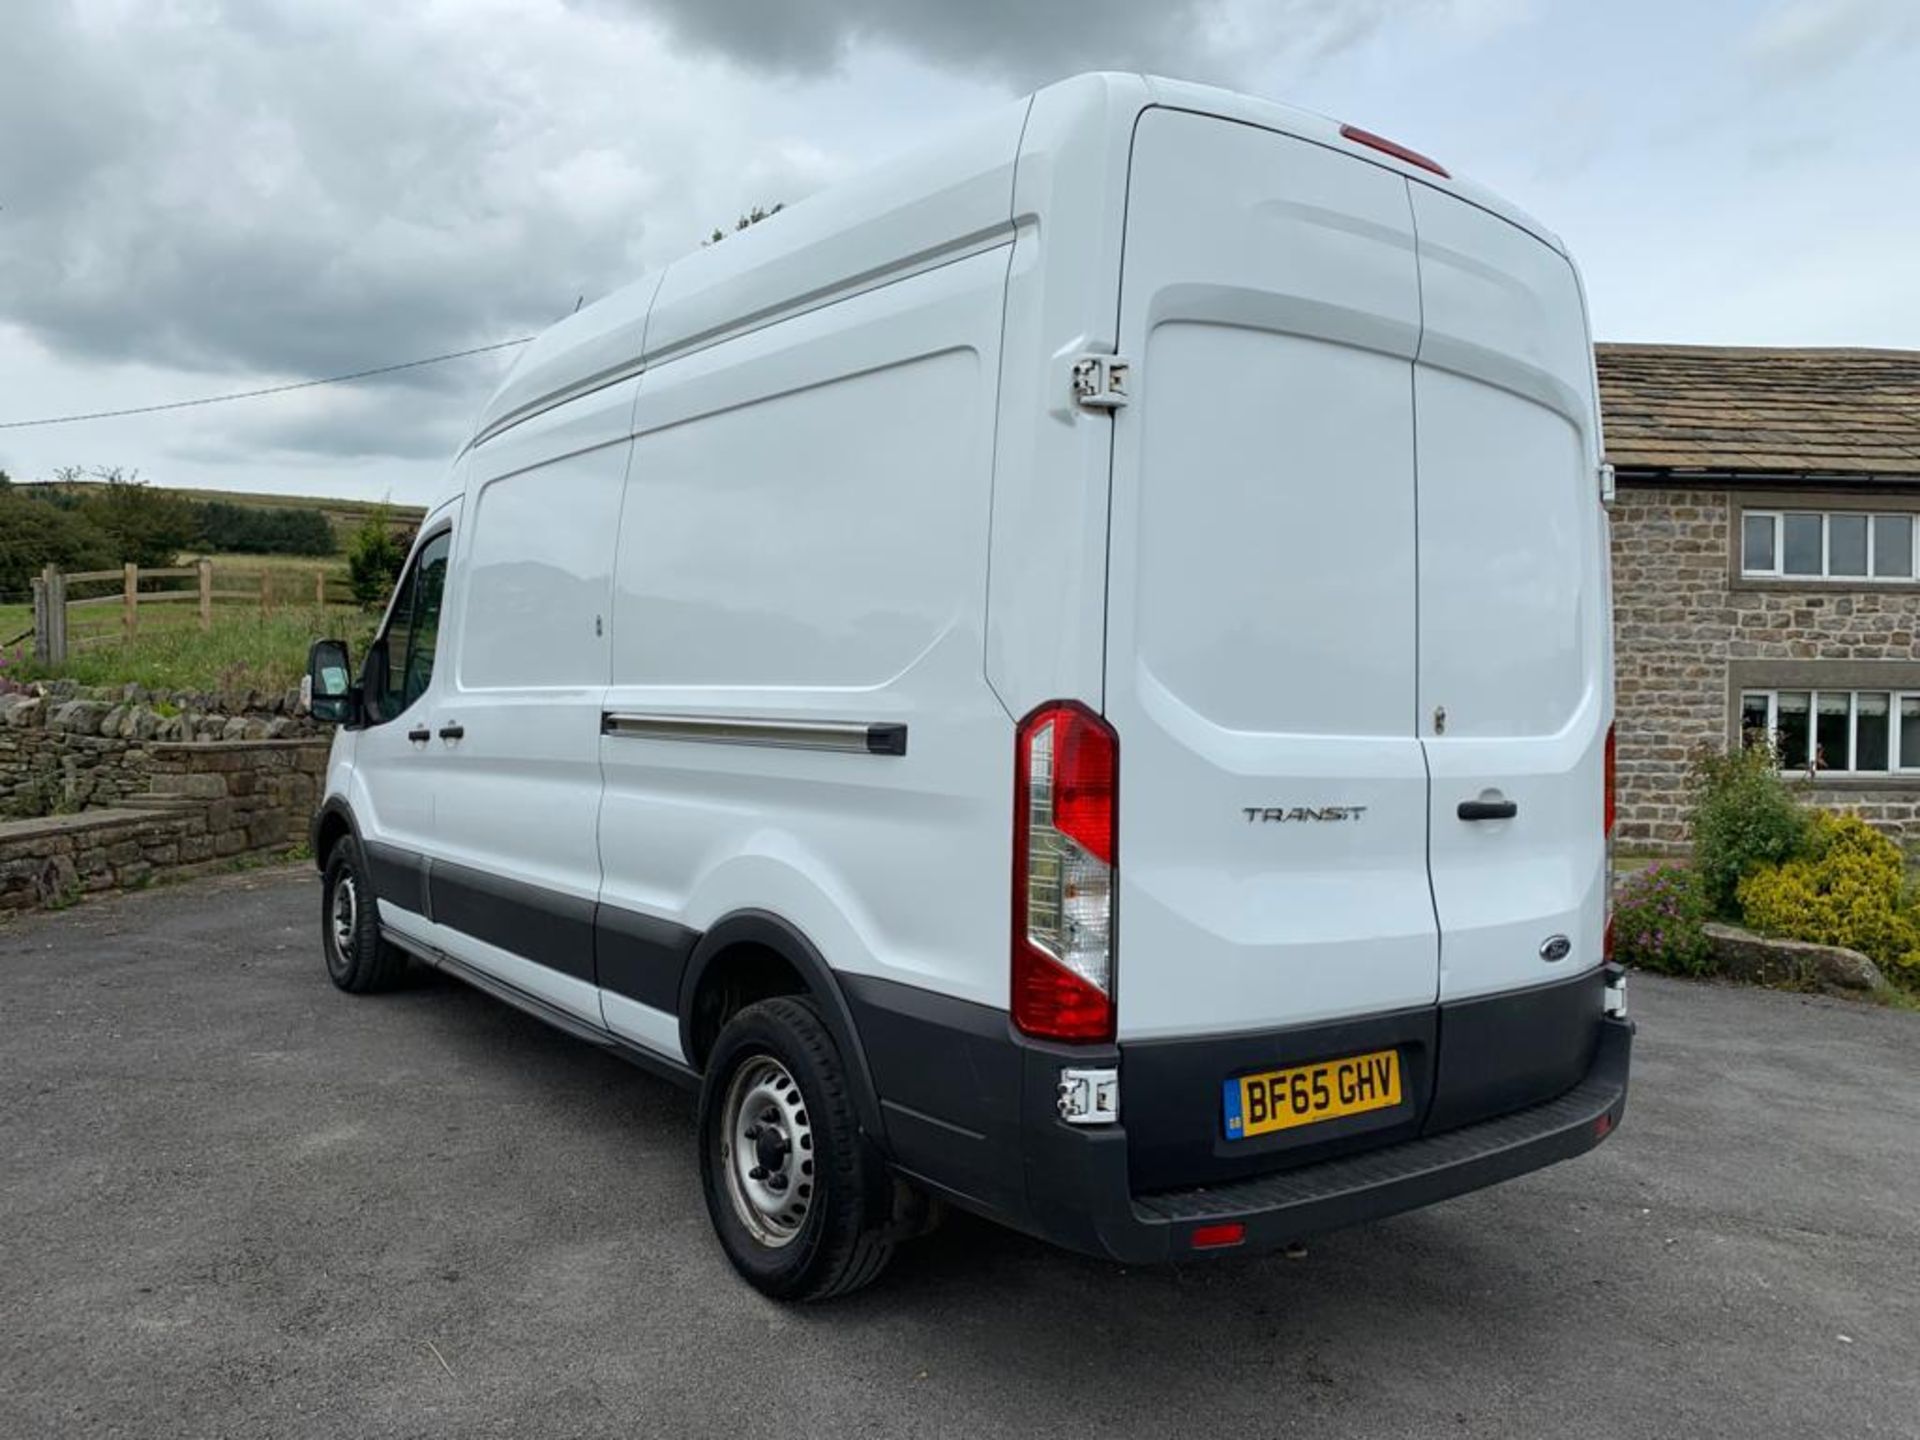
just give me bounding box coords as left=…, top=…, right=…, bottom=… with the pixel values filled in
left=1596, top=343, right=1920, bottom=479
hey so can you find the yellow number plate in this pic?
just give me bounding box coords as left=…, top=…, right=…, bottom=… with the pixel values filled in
left=1223, top=1049, right=1402, bottom=1140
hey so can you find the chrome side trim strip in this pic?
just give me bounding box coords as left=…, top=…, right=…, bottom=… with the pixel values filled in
left=601, top=712, right=908, bottom=757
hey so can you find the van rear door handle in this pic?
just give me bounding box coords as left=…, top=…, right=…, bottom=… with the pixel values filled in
left=1457, top=798, right=1518, bottom=821
left=407, top=726, right=431, bottom=743
left=438, top=723, right=465, bottom=741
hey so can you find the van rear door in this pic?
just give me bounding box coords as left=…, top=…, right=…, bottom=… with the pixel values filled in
left=1409, top=188, right=1611, bottom=1003
left=1102, top=108, right=1438, bottom=1043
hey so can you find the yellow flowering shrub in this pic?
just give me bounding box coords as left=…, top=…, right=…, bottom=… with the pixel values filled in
left=1736, top=813, right=1920, bottom=980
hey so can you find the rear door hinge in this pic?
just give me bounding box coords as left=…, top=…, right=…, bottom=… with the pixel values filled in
left=1071, top=353, right=1132, bottom=411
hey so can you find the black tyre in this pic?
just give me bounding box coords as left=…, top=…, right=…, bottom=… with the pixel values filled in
left=698, top=997, right=895, bottom=1301
left=321, top=837, right=409, bottom=994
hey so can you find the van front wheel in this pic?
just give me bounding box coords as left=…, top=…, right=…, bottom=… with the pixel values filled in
left=698, top=997, right=894, bottom=1301
left=321, top=837, right=408, bottom=994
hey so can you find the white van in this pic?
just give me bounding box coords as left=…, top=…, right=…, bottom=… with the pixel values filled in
left=305, top=72, right=1632, bottom=1300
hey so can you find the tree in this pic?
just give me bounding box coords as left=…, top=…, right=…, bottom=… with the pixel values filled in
left=346, top=504, right=406, bottom=609
left=42, top=466, right=196, bottom=567
left=0, top=491, right=113, bottom=593
left=705, top=202, right=785, bottom=246
left=193, top=500, right=337, bottom=555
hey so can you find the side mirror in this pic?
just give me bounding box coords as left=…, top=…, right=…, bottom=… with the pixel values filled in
left=306, top=638, right=356, bottom=725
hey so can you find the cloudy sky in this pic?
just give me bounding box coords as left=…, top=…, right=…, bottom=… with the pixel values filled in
left=1, top=0, right=1915, bottom=505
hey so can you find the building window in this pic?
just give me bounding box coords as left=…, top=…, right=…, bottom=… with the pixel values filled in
left=1741, top=510, right=1917, bottom=580
left=1741, top=688, right=1920, bottom=773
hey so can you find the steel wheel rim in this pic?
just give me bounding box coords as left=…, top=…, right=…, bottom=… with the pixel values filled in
left=330, top=873, right=358, bottom=967
left=718, top=1055, right=816, bottom=1248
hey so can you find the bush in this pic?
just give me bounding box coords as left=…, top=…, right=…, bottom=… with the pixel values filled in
left=1736, top=812, right=1920, bottom=979
left=1612, top=863, right=1713, bottom=975
left=0, top=492, right=114, bottom=592
left=74, top=473, right=197, bottom=566
left=346, top=505, right=405, bottom=609
left=1687, top=740, right=1809, bottom=918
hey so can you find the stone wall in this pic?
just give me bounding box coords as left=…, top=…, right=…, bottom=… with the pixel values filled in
left=0, top=739, right=329, bottom=915
left=1610, top=486, right=1920, bottom=852
left=0, top=687, right=315, bottom=820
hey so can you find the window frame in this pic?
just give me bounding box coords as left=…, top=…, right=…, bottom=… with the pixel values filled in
left=1739, top=686, right=1920, bottom=776
left=367, top=524, right=454, bottom=725
left=1739, top=507, right=1920, bottom=582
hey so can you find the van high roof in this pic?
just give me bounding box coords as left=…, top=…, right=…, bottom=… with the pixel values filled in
left=469, top=72, right=1560, bottom=452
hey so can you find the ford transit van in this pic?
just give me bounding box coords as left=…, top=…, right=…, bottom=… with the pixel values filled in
left=305, top=72, right=1632, bottom=1300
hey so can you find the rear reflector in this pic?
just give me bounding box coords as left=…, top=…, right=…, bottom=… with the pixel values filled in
left=1338, top=123, right=1451, bottom=178
left=1190, top=1223, right=1246, bottom=1250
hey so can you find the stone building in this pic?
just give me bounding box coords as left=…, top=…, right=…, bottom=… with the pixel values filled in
left=1599, top=343, right=1920, bottom=852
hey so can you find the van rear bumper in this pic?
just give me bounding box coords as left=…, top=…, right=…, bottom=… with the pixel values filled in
left=846, top=972, right=1632, bottom=1265
left=1022, top=1016, right=1631, bottom=1264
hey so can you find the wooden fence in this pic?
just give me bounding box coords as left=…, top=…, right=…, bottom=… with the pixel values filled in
left=31, top=561, right=347, bottom=664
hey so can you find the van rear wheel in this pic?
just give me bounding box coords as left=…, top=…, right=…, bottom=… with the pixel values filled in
left=321, top=837, right=408, bottom=994
left=698, top=997, right=894, bottom=1301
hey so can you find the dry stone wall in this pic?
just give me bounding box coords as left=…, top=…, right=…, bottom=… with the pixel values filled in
left=0, top=685, right=316, bottom=820
left=0, top=739, right=329, bottom=915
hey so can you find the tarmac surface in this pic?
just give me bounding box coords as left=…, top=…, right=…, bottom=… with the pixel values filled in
left=3, top=867, right=1916, bottom=1438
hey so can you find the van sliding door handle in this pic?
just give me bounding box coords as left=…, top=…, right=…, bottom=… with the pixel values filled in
left=437, top=723, right=465, bottom=741
left=1457, top=798, right=1518, bottom=822
left=407, top=726, right=431, bottom=743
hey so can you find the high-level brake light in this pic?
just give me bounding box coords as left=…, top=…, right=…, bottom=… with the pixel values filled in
left=1338, top=123, right=1451, bottom=178
left=1013, top=702, right=1117, bottom=1042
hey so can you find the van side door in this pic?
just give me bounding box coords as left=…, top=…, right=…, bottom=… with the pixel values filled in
left=421, top=378, right=637, bottom=1025
left=351, top=518, right=456, bottom=940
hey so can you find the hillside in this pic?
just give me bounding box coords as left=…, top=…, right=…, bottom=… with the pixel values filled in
left=80, top=484, right=425, bottom=533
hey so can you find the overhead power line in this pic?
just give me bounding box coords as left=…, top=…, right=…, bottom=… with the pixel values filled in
left=0, top=336, right=535, bottom=431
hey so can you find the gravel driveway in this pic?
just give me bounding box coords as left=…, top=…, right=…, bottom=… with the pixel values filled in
left=2, top=868, right=1915, bottom=1439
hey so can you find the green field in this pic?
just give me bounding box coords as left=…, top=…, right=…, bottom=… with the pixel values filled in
left=7, top=605, right=376, bottom=693
left=0, top=482, right=416, bottom=686
left=1, top=550, right=374, bottom=690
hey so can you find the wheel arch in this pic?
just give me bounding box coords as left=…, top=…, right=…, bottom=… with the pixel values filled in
left=679, top=910, right=889, bottom=1148
left=311, top=796, right=360, bottom=873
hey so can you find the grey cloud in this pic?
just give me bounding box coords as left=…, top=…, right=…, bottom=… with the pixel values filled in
left=0, top=0, right=823, bottom=464
left=598, top=0, right=1226, bottom=86
left=0, top=0, right=1438, bottom=473
left=589, top=0, right=1413, bottom=90
left=169, top=378, right=488, bottom=466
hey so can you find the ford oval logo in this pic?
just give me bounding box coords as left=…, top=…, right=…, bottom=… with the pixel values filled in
left=1539, top=934, right=1572, bottom=963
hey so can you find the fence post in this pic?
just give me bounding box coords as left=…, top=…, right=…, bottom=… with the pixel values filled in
left=31, top=573, right=47, bottom=663
left=315, top=569, right=326, bottom=607
left=260, top=569, right=272, bottom=616
left=123, top=562, right=138, bottom=639
left=198, top=559, right=213, bottom=632
left=50, top=567, right=66, bottom=663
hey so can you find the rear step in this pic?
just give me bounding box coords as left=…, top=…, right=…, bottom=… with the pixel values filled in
left=1134, top=1020, right=1630, bottom=1231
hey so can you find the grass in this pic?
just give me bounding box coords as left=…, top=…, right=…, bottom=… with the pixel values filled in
left=11, top=605, right=376, bottom=693
left=0, top=553, right=356, bottom=666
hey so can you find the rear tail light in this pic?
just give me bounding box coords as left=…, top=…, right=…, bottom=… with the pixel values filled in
left=1603, top=722, right=1617, bottom=960
left=1338, top=123, right=1451, bottom=178
left=1013, top=702, right=1117, bottom=1042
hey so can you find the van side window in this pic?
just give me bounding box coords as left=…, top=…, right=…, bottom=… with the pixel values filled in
left=370, top=530, right=451, bottom=721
